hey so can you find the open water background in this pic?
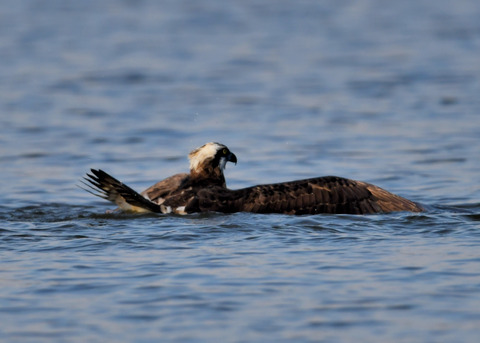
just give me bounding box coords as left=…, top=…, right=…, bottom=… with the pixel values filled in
left=1, top=0, right=480, bottom=342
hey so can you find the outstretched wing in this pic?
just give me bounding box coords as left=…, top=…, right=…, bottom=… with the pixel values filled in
left=189, top=176, right=423, bottom=215
left=80, top=169, right=161, bottom=213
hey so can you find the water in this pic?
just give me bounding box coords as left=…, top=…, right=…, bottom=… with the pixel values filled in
left=1, top=0, right=480, bottom=342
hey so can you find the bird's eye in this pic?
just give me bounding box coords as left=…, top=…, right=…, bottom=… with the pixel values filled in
left=223, top=148, right=228, bottom=155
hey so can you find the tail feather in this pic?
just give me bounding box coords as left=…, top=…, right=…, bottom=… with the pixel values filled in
left=80, top=169, right=161, bottom=213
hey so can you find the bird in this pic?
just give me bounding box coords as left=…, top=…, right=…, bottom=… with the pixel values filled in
left=80, top=142, right=424, bottom=215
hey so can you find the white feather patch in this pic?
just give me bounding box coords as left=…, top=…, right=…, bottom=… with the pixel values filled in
left=188, top=142, right=225, bottom=172
left=160, top=205, right=172, bottom=214
left=175, top=206, right=187, bottom=214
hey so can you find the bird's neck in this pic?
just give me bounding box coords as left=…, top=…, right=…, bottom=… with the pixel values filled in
left=190, top=164, right=226, bottom=188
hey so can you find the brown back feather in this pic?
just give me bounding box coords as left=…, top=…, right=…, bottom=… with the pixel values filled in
left=187, top=176, right=423, bottom=215
left=141, top=173, right=189, bottom=203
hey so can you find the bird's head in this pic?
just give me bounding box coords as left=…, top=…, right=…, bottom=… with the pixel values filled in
left=188, top=142, right=237, bottom=185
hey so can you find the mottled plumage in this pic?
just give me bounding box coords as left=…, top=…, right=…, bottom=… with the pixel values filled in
left=81, top=142, right=423, bottom=215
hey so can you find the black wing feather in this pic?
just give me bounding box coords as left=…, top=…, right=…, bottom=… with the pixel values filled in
left=81, top=169, right=161, bottom=213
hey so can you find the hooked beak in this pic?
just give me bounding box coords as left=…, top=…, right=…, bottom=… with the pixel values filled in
left=219, top=153, right=237, bottom=170
left=228, top=153, right=237, bottom=165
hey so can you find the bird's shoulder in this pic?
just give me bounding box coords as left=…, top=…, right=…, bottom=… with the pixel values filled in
left=141, top=173, right=189, bottom=202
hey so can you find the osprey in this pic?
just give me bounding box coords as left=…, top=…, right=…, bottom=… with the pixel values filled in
left=81, top=142, right=423, bottom=215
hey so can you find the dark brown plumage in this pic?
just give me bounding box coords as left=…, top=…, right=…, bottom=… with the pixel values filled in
left=185, top=177, right=423, bottom=214
left=81, top=142, right=423, bottom=215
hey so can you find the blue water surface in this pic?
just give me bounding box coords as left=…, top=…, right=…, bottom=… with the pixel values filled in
left=1, top=0, right=480, bottom=342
